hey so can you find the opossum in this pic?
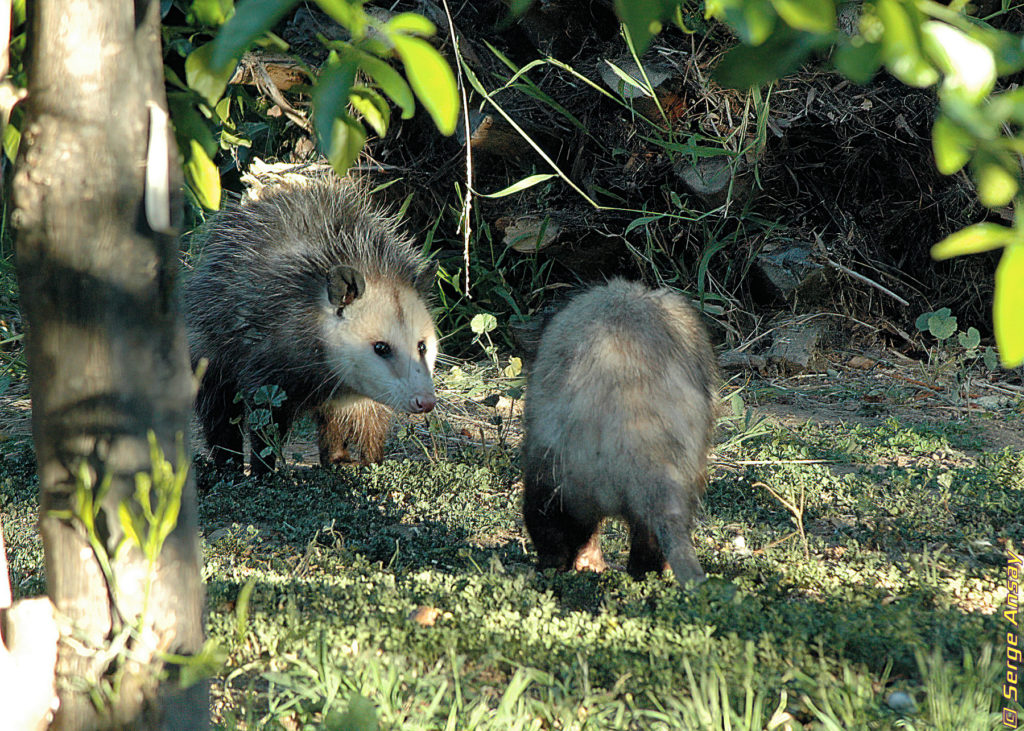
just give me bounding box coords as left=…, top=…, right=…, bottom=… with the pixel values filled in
left=521, top=279, right=718, bottom=586
left=184, top=175, right=438, bottom=474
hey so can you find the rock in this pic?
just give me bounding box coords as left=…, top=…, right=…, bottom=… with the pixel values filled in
left=456, top=112, right=534, bottom=158
left=847, top=355, right=876, bottom=370
left=674, top=151, right=756, bottom=207
left=718, top=349, right=767, bottom=371
left=599, top=58, right=672, bottom=99
left=886, top=690, right=918, bottom=714
left=677, top=156, right=733, bottom=193
left=500, top=215, right=563, bottom=253
left=230, top=52, right=307, bottom=92
left=973, top=395, right=1015, bottom=410
left=752, top=246, right=830, bottom=304
left=767, top=321, right=825, bottom=372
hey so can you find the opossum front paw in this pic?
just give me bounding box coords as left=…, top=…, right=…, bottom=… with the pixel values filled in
left=573, top=534, right=608, bottom=572
left=320, top=448, right=353, bottom=464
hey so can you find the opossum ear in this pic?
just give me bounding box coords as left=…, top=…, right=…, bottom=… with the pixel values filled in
left=327, top=265, right=366, bottom=310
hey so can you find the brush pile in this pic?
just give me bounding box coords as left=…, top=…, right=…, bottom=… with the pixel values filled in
left=223, top=0, right=1022, bottom=364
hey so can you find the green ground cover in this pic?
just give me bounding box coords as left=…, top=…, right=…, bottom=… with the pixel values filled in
left=2, top=366, right=1020, bottom=729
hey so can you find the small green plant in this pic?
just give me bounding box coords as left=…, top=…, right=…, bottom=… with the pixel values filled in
left=263, top=632, right=380, bottom=730
left=754, top=476, right=809, bottom=560
left=469, top=312, right=500, bottom=367
left=52, top=432, right=225, bottom=710
left=716, top=387, right=771, bottom=454
left=912, top=644, right=1002, bottom=731
left=233, top=383, right=288, bottom=463
left=915, top=307, right=1000, bottom=377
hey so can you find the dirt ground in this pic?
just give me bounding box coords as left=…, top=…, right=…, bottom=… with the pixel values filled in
left=1, top=344, right=1020, bottom=470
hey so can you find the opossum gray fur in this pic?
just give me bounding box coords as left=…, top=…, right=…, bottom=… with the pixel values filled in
left=521, top=279, right=718, bottom=586
left=184, top=175, right=438, bottom=474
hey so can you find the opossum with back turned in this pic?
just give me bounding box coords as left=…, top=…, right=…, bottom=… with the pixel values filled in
left=522, top=279, right=719, bottom=586
left=184, top=175, right=438, bottom=474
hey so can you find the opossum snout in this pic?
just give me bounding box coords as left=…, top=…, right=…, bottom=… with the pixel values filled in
left=410, top=394, right=436, bottom=413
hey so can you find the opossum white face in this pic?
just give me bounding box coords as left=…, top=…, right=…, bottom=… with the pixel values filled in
left=321, top=265, right=437, bottom=413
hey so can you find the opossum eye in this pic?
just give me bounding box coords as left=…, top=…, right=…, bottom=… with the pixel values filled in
left=335, top=307, right=345, bottom=318
left=417, top=341, right=427, bottom=356
left=373, top=341, right=392, bottom=358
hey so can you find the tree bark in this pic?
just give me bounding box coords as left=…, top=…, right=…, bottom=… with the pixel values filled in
left=12, top=0, right=206, bottom=728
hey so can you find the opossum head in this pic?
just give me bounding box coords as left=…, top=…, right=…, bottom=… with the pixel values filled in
left=322, top=264, right=437, bottom=413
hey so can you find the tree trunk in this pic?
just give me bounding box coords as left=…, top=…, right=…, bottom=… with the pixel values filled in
left=12, top=0, right=206, bottom=728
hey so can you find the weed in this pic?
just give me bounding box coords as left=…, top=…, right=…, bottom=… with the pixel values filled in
left=915, top=307, right=1000, bottom=388
left=47, top=433, right=224, bottom=710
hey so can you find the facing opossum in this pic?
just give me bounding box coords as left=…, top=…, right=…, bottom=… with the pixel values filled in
left=184, top=175, right=438, bottom=474
left=521, top=279, right=718, bottom=586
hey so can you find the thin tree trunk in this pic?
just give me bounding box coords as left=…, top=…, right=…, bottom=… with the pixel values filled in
left=12, top=0, right=206, bottom=728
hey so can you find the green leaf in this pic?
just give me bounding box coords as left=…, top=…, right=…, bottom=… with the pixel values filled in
left=914, top=311, right=932, bottom=332
left=769, top=0, right=834, bottom=35
left=184, top=139, right=222, bottom=210
left=3, top=121, right=20, bottom=165
left=958, top=327, right=980, bottom=351
left=971, top=153, right=1019, bottom=208
left=614, top=0, right=675, bottom=53
left=994, top=243, right=1024, bottom=367
left=326, top=115, right=367, bottom=175
left=312, top=52, right=358, bottom=156
left=710, top=0, right=777, bottom=46
left=931, top=222, right=1014, bottom=260
left=921, top=21, right=995, bottom=104
left=876, top=0, right=938, bottom=88
left=834, top=38, right=882, bottom=84
left=351, top=51, right=416, bottom=120
left=386, top=12, right=436, bottom=37
left=164, top=64, right=189, bottom=92
left=931, top=114, right=973, bottom=175
left=985, top=26, right=1024, bottom=77
left=185, top=42, right=235, bottom=105
left=167, top=93, right=218, bottom=161
left=214, top=97, right=231, bottom=124
left=316, top=0, right=367, bottom=38
left=349, top=87, right=390, bottom=138
left=117, top=502, right=143, bottom=550
left=254, top=384, right=287, bottom=407
left=926, top=310, right=957, bottom=341
left=158, top=496, right=182, bottom=547
left=135, top=472, right=154, bottom=520
left=983, top=346, right=999, bottom=371
left=625, top=215, right=666, bottom=235
left=479, top=174, right=557, bottom=199
left=503, top=357, right=523, bottom=379
left=392, top=35, right=459, bottom=135
left=191, top=0, right=234, bottom=26
left=235, top=579, right=256, bottom=641
left=329, top=694, right=378, bottom=731
left=470, top=313, right=498, bottom=335
left=987, top=88, right=1024, bottom=126
left=171, top=639, right=229, bottom=690
left=210, top=0, right=298, bottom=71
left=714, top=27, right=824, bottom=88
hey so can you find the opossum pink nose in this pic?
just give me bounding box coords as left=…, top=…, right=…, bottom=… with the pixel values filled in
left=412, top=395, right=436, bottom=413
